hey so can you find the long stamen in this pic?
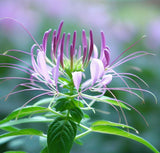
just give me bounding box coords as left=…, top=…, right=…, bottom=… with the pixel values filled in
left=87, top=30, right=94, bottom=63
left=72, top=31, right=77, bottom=53
left=60, top=33, right=65, bottom=68
left=70, top=44, right=74, bottom=71
left=66, top=33, right=71, bottom=58
left=110, top=35, right=147, bottom=66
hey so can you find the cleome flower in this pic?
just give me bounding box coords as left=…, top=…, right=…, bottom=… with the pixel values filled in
left=26, top=21, right=113, bottom=96
left=0, top=20, right=159, bottom=153
left=0, top=21, right=155, bottom=109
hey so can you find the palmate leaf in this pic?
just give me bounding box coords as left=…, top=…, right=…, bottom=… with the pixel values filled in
left=0, top=106, right=50, bottom=125
left=47, top=117, right=77, bottom=153
left=91, top=122, right=160, bottom=153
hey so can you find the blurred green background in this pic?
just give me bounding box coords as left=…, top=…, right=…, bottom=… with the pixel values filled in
left=0, top=0, right=160, bottom=153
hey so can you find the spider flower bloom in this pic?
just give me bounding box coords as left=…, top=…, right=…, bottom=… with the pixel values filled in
left=0, top=21, right=153, bottom=105
left=30, top=22, right=113, bottom=95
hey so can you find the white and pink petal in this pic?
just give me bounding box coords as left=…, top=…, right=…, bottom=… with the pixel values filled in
left=72, top=71, right=83, bottom=91
left=90, top=58, right=104, bottom=85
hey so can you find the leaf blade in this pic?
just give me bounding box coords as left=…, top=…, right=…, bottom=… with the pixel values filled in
left=91, top=125, right=159, bottom=153
left=0, top=116, right=52, bottom=128
left=99, top=96, right=131, bottom=110
left=47, top=117, right=77, bottom=153
left=92, top=120, right=138, bottom=133
left=0, top=106, right=50, bottom=125
left=0, top=128, right=45, bottom=139
left=69, top=107, right=83, bottom=123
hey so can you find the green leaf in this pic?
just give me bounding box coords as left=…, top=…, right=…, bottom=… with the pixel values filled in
left=69, top=107, right=83, bottom=123
left=91, top=124, right=160, bottom=153
left=0, top=116, right=52, bottom=128
left=33, top=98, right=54, bottom=106
left=81, top=94, right=130, bottom=110
left=4, top=151, right=26, bottom=153
left=99, top=96, right=131, bottom=110
left=0, top=106, right=50, bottom=125
left=1, top=126, right=19, bottom=132
left=92, top=120, right=138, bottom=133
left=41, top=147, right=48, bottom=153
left=47, top=117, right=77, bottom=153
left=55, top=98, right=75, bottom=112
left=0, top=128, right=45, bottom=140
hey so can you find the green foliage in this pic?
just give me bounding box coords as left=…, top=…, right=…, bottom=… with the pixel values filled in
left=0, top=106, right=50, bottom=124
left=0, top=97, right=159, bottom=153
left=40, top=147, right=48, bottom=153
left=99, top=96, right=131, bottom=110
left=1, top=126, right=19, bottom=132
left=69, top=107, right=83, bottom=123
left=0, top=128, right=45, bottom=139
left=91, top=121, right=160, bottom=153
left=55, top=98, right=75, bottom=111
left=55, top=97, right=84, bottom=123
left=0, top=116, right=52, bottom=128
left=47, top=117, right=77, bottom=153
left=33, top=98, right=54, bottom=106
left=81, top=94, right=131, bottom=110
left=92, top=120, right=138, bottom=133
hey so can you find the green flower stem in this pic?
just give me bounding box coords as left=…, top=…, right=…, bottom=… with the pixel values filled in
left=79, top=124, right=90, bottom=131
left=48, top=108, right=65, bottom=117
left=75, top=129, right=91, bottom=140
left=81, top=93, right=114, bottom=107
left=58, top=92, right=78, bottom=98
left=81, top=93, right=103, bottom=104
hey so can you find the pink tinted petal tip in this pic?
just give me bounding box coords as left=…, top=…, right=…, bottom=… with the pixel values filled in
left=72, top=71, right=83, bottom=91
left=101, top=74, right=112, bottom=86
left=90, top=58, right=104, bottom=85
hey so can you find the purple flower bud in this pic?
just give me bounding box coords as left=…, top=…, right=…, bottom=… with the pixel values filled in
left=70, top=44, right=74, bottom=70
left=51, top=30, right=57, bottom=58
left=87, top=30, right=94, bottom=62
left=103, top=47, right=110, bottom=67
left=66, top=33, right=71, bottom=57
left=56, top=21, right=64, bottom=43
left=72, top=31, right=77, bottom=53
left=82, top=30, right=87, bottom=50
left=60, top=33, right=65, bottom=68
left=42, top=29, right=52, bottom=53
left=100, top=31, right=106, bottom=59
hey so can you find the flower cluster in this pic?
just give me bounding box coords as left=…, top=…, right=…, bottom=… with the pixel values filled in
left=0, top=21, right=152, bottom=106
left=0, top=21, right=159, bottom=153
left=30, top=21, right=113, bottom=95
